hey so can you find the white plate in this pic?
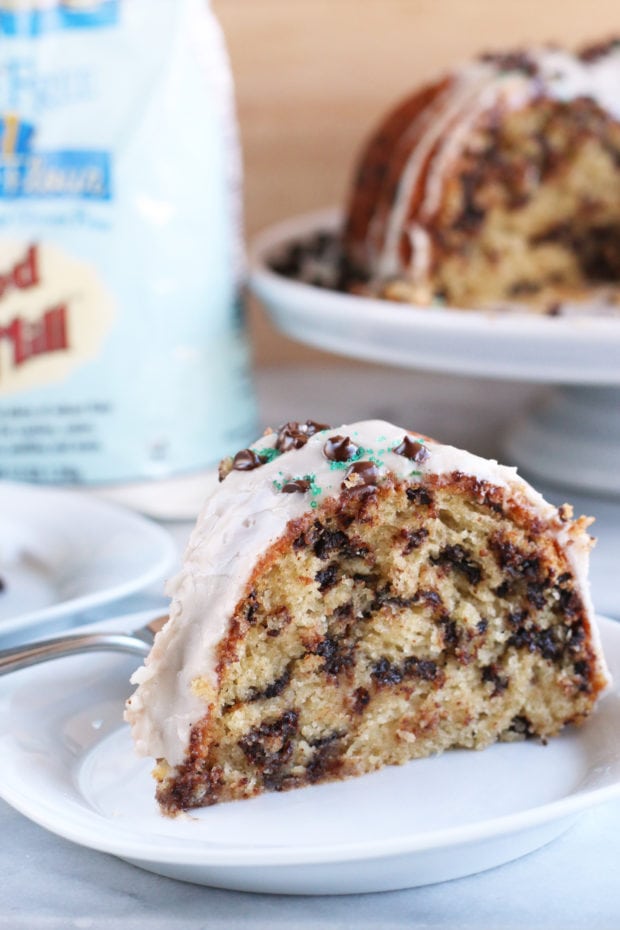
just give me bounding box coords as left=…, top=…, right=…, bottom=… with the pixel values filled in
left=249, top=208, right=620, bottom=385
left=1, top=612, right=619, bottom=895
left=0, top=483, right=176, bottom=637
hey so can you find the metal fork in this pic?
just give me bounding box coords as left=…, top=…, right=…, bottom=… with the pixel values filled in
left=0, top=614, right=167, bottom=676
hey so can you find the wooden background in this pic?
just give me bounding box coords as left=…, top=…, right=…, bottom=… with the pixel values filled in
left=212, top=0, right=620, bottom=366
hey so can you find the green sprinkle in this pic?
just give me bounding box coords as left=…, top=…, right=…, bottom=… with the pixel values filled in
left=255, top=446, right=282, bottom=463
left=310, top=500, right=318, bottom=509
left=360, top=446, right=384, bottom=468
left=303, top=473, right=322, bottom=497
left=410, top=469, right=422, bottom=477
left=276, top=473, right=323, bottom=499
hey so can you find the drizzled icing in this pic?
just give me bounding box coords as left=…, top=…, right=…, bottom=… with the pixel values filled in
left=125, top=419, right=601, bottom=767
left=368, top=44, right=620, bottom=284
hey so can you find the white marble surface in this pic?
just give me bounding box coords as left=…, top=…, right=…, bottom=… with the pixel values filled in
left=1, top=365, right=618, bottom=928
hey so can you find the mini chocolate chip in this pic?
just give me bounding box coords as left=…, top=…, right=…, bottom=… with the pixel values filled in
left=314, top=636, right=354, bottom=675
left=247, top=669, right=291, bottom=701
left=308, top=730, right=345, bottom=749
left=281, top=479, right=311, bottom=494
left=342, top=460, right=379, bottom=489
left=416, top=659, right=440, bottom=681
left=323, top=435, right=359, bottom=462
left=310, top=523, right=347, bottom=559
left=245, top=590, right=259, bottom=624
left=406, top=486, right=433, bottom=505
left=537, top=628, right=562, bottom=660
left=402, top=527, right=429, bottom=554
left=305, top=420, right=331, bottom=435
left=276, top=422, right=308, bottom=452
left=573, top=658, right=589, bottom=676
left=276, top=420, right=331, bottom=453
left=403, top=656, right=441, bottom=681
left=371, top=657, right=403, bottom=685
left=431, top=545, right=482, bottom=585
left=238, top=710, right=299, bottom=773
left=393, top=435, right=430, bottom=463
left=276, top=423, right=310, bottom=453
left=527, top=583, right=547, bottom=609
left=414, top=588, right=443, bottom=608
left=232, top=448, right=264, bottom=471
left=508, top=609, right=528, bottom=626
left=276, top=431, right=305, bottom=453
left=482, top=664, right=509, bottom=696
left=315, top=563, right=339, bottom=592
left=352, top=687, right=371, bottom=714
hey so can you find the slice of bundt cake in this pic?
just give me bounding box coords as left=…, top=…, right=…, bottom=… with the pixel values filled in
left=126, top=420, right=609, bottom=814
left=343, top=39, right=620, bottom=312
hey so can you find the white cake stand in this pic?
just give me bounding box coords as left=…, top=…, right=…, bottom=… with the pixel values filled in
left=250, top=208, right=620, bottom=498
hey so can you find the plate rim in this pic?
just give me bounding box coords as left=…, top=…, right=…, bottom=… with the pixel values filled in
left=0, top=482, right=176, bottom=637
left=0, top=611, right=619, bottom=869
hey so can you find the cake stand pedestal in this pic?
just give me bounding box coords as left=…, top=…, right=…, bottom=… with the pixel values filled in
left=505, top=386, right=620, bottom=497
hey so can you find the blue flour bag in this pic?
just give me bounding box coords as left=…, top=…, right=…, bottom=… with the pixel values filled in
left=0, top=0, right=256, bottom=515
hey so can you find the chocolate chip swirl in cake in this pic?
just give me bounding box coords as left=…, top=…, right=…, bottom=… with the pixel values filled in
left=126, top=420, right=609, bottom=814
left=342, top=40, right=620, bottom=313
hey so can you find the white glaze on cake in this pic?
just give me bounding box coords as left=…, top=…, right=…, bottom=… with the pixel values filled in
left=125, top=420, right=604, bottom=767
left=373, top=45, right=620, bottom=284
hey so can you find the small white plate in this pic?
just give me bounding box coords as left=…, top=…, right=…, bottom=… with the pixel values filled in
left=1, top=612, right=619, bottom=895
left=249, top=208, right=620, bottom=385
left=0, top=483, right=176, bottom=637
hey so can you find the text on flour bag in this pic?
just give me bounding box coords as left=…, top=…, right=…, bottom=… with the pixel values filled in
left=0, top=0, right=257, bottom=516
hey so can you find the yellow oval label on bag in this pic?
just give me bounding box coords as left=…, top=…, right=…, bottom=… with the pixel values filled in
left=0, top=240, right=115, bottom=395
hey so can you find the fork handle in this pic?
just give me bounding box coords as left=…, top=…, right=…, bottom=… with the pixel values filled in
left=0, top=632, right=150, bottom=675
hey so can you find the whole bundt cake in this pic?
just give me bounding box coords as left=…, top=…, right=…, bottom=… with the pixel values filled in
left=126, top=420, right=609, bottom=814
left=343, top=39, right=620, bottom=312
